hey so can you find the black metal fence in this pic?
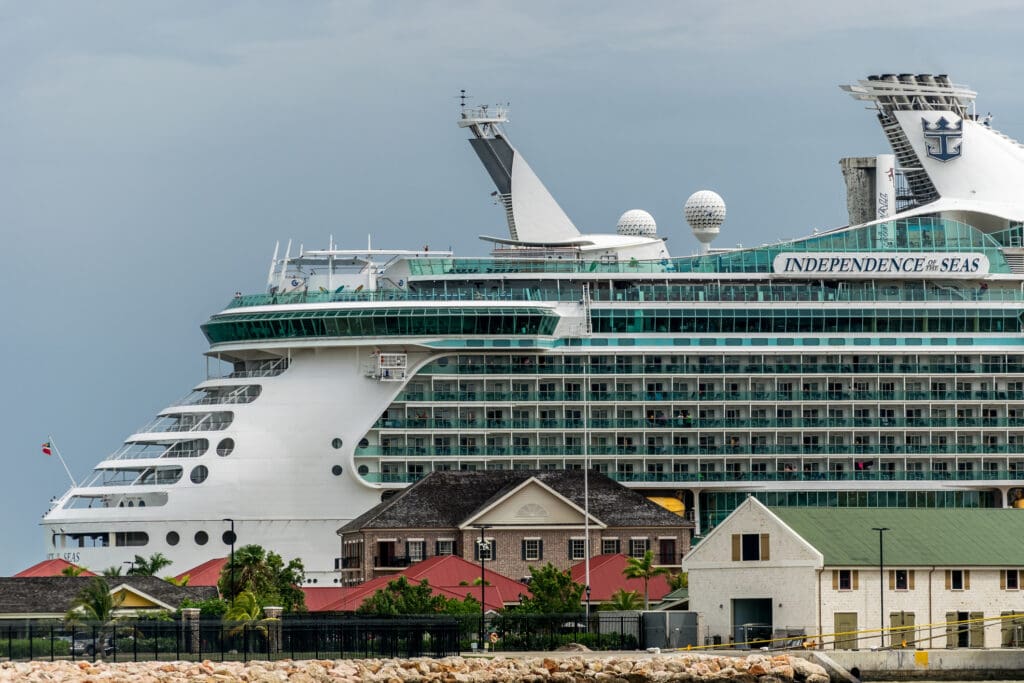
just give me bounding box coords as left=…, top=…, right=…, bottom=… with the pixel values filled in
left=455, top=612, right=643, bottom=652
left=0, top=613, right=644, bottom=662
left=0, top=617, right=461, bottom=663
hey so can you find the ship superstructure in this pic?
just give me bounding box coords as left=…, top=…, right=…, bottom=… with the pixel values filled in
left=42, top=75, right=1024, bottom=583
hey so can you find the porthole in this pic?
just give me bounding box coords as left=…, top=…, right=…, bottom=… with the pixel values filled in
left=331, top=438, right=343, bottom=449
left=166, top=531, right=180, bottom=546
left=190, top=465, right=209, bottom=484
left=358, top=438, right=369, bottom=449
left=223, top=530, right=237, bottom=545
left=332, top=465, right=343, bottom=476
left=195, top=531, right=208, bottom=545
left=357, top=465, right=369, bottom=476
left=216, top=438, right=235, bottom=456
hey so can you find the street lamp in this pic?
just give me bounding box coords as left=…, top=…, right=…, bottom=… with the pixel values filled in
left=872, top=527, right=890, bottom=648
left=223, top=518, right=236, bottom=605
left=472, top=524, right=492, bottom=649
left=124, top=560, right=135, bottom=575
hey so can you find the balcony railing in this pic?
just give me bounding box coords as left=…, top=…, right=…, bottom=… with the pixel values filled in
left=358, top=469, right=1024, bottom=484
left=394, top=389, right=1024, bottom=403
left=374, top=416, right=1024, bottom=431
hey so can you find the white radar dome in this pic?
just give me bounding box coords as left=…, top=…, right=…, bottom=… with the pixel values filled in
left=684, top=190, right=726, bottom=253
left=616, top=209, right=657, bottom=237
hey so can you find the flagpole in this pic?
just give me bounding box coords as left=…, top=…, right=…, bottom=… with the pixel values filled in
left=47, top=435, right=78, bottom=487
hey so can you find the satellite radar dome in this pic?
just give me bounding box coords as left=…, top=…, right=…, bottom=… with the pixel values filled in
left=684, top=190, right=726, bottom=253
left=616, top=209, right=657, bottom=237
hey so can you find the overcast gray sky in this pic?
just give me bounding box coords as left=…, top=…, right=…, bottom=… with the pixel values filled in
left=2, top=1, right=1022, bottom=576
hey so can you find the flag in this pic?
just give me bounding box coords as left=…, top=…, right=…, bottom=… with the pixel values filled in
left=42, top=442, right=52, bottom=456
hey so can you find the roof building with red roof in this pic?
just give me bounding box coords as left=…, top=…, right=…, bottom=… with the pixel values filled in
left=569, top=554, right=674, bottom=603
left=13, top=559, right=96, bottom=578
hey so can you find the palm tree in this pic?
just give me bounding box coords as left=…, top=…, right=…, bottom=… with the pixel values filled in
left=223, top=590, right=274, bottom=651
left=61, top=564, right=88, bottom=577
left=622, top=550, right=670, bottom=610
left=101, top=566, right=123, bottom=577
left=165, top=574, right=190, bottom=586
left=127, top=553, right=173, bottom=576
left=65, top=577, right=123, bottom=624
left=667, top=571, right=689, bottom=591
left=602, top=589, right=643, bottom=611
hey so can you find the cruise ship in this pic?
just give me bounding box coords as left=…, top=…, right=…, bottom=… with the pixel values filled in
left=43, top=74, right=1024, bottom=583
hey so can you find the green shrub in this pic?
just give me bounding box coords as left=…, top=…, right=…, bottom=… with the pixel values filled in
left=0, top=637, right=70, bottom=659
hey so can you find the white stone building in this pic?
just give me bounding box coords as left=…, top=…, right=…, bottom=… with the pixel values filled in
left=682, top=498, right=1024, bottom=649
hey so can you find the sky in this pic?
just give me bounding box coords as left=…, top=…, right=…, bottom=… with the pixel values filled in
left=2, top=0, right=1023, bottom=576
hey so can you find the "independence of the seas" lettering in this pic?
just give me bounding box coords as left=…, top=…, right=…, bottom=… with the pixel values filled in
left=771, top=252, right=990, bottom=278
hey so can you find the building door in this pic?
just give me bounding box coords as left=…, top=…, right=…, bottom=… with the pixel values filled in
left=946, top=611, right=970, bottom=648
left=732, top=598, right=772, bottom=648
left=889, top=611, right=915, bottom=648
left=833, top=613, right=858, bottom=650
left=659, top=538, right=677, bottom=565
left=377, top=540, right=395, bottom=566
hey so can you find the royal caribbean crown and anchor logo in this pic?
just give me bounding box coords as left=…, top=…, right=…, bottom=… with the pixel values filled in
left=922, top=116, right=963, bottom=162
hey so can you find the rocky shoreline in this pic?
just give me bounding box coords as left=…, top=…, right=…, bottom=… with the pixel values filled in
left=0, top=653, right=831, bottom=682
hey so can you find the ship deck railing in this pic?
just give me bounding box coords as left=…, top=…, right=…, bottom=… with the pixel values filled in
left=417, top=363, right=1024, bottom=376
left=374, top=416, right=1024, bottom=430
left=394, top=389, right=1024, bottom=403
left=356, top=444, right=1024, bottom=457
left=223, top=283, right=1024, bottom=309
left=359, top=469, right=1024, bottom=484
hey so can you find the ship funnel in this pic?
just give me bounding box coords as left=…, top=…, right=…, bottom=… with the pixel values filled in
left=459, top=105, right=580, bottom=243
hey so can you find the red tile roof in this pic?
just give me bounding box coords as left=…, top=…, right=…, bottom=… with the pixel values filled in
left=318, top=555, right=528, bottom=612
left=14, top=559, right=96, bottom=578
left=173, top=557, right=226, bottom=587
left=569, top=554, right=674, bottom=602
left=301, top=586, right=347, bottom=612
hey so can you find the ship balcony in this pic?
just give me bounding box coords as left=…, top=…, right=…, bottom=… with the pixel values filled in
left=137, top=411, right=233, bottom=434
left=415, top=359, right=1024, bottom=377
left=393, top=389, right=1024, bottom=403
left=108, top=439, right=210, bottom=461
left=373, top=416, right=1024, bottom=431
left=354, top=468, right=1024, bottom=486
left=355, top=443, right=1024, bottom=458
left=174, top=385, right=261, bottom=407
left=59, top=492, right=169, bottom=510
left=82, top=466, right=183, bottom=487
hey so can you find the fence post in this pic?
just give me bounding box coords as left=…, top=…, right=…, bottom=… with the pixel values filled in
left=181, top=607, right=201, bottom=655
left=263, top=606, right=283, bottom=655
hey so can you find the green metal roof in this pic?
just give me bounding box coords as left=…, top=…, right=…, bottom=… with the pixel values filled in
left=769, top=507, right=1024, bottom=567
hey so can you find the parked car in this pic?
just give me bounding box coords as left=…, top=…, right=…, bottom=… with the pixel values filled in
left=71, top=635, right=116, bottom=657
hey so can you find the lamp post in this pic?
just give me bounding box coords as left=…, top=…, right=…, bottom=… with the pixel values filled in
left=223, top=518, right=236, bottom=605
left=124, top=560, right=135, bottom=575
left=473, top=524, right=492, bottom=649
left=872, top=527, right=890, bottom=648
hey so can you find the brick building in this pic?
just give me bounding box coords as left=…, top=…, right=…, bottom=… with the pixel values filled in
left=337, top=470, right=692, bottom=586
left=683, top=497, right=1024, bottom=649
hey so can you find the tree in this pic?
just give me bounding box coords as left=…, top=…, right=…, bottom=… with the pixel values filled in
left=65, top=577, right=123, bottom=624
left=218, top=544, right=306, bottom=612
left=623, top=551, right=670, bottom=610
left=101, top=566, right=123, bottom=577
left=357, top=576, right=479, bottom=615
left=127, top=553, right=172, bottom=576
left=223, top=591, right=272, bottom=637
left=667, top=571, right=688, bottom=591
left=509, top=563, right=583, bottom=614
left=165, top=574, right=190, bottom=586
left=61, top=565, right=87, bottom=577
left=602, top=589, right=642, bottom=611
